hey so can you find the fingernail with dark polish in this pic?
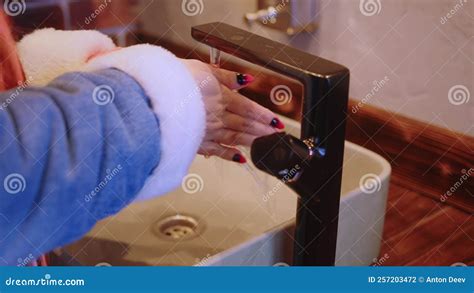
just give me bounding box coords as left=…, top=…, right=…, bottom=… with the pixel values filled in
left=270, top=118, right=285, bottom=129
left=236, top=73, right=255, bottom=86
left=232, top=153, right=247, bottom=163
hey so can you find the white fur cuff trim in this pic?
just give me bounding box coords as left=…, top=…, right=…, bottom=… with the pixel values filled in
left=83, top=45, right=206, bottom=200
left=17, top=28, right=116, bottom=86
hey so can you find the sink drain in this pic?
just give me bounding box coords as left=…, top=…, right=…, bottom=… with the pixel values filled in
left=153, top=215, right=203, bottom=241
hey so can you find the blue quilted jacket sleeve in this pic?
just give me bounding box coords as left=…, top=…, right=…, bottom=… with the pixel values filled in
left=0, top=68, right=161, bottom=265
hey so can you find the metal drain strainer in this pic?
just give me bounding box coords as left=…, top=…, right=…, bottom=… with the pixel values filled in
left=152, top=215, right=204, bottom=241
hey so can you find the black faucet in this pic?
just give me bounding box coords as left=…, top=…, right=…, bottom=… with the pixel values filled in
left=192, top=22, right=350, bottom=266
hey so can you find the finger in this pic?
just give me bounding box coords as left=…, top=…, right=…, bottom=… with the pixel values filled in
left=211, top=129, right=258, bottom=147
left=223, top=87, right=285, bottom=129
left=221, top=111, right=276, bottom=137
left=198, top=141, right=246, bottom=163
left=209, top=66, right=255, bottom=90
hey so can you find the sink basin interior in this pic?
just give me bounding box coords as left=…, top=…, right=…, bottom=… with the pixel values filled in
left=60, top=117, right=391, bottom=266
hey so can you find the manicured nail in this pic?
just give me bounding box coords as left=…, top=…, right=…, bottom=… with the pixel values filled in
left=236, top=73, right=255, bottom=86
left=270, top=118, right=285, bottom=129
left=232, top=153, right=247, bottom=163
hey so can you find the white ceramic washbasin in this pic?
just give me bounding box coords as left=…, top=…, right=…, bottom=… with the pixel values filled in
left=60, top=116, right=391, bottom=266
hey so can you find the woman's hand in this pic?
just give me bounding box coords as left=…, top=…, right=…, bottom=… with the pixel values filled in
left=182, top=59, right=284, bottom=163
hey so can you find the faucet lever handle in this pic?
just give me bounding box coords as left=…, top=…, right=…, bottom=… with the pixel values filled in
left=251, top=132, right=311, bottom=181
